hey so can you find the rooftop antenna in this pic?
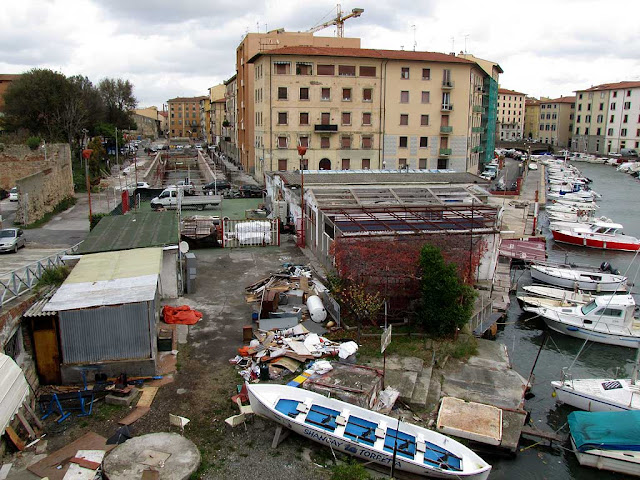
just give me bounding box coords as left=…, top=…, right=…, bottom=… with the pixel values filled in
left=400, top=45, right=404, bottom=50
left=256, top=21, right=259, bottom=32
left=411, top=24, right=417, bottom=51
left=463, top=34, right=470, bottom=53
left=450, top=36, right=455, bottom=53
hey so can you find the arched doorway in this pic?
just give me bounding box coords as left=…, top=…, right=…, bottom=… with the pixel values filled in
left=319, top=158, right=331, bottom=170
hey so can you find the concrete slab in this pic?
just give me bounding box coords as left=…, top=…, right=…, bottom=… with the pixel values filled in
left=103, top=432, right=199, bottom=480
left=436, top=397, right=502, bottom=446
left=175, top=324, right=188, bottom=344
left=382, top=369, right=418, bottom=404
left=500, top=410, right=528, bottom=452
left=367, top=354, right=424, bottom=373
left=409, top=362, right=432, bottom=408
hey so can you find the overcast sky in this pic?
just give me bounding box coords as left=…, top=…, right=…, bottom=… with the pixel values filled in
left=2, top=0, right=639, bottom=109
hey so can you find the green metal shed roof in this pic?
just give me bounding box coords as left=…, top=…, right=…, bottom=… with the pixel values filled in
left=77, top=212, right=178, bottom=254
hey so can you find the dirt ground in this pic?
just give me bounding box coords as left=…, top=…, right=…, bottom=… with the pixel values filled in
left=27, top=238, right=335, bottom=480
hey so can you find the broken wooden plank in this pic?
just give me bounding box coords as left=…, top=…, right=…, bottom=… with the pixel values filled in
left=136, top=387, right=159, bottom=408
left=23, top=402, right=43, bottom=430
left=16, top=410, right=36, bottom=439
left=5, top=426, right=25, bottom=451
left=118, top=406, right=150, bottom=426
left=69, top=457, right=101, bottom=470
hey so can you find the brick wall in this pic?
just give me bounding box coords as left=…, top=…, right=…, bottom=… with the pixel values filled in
left=0, top=143, right=75, bottom=224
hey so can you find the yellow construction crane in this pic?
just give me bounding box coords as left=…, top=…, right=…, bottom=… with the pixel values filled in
left=306, top=4, right=364, bottom=38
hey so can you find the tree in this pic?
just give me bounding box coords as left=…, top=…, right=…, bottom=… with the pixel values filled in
left=329, top=277, right=383, bottom=342
left=418, top=244, right=476, bottom=337
left=86, top=137, right=106, bottom=179
left=98, top=78, right=137, bottom=129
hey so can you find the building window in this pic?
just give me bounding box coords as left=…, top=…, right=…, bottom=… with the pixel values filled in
left=610, top=115, right=615, bottom=122
left=317, top=64, right=335, bottom=75
left=607, top=128, right=614, bottom=135
left=584, top=127, right=589, bottom=134
left=338, top=65, right=356, bottom=76
left=611, top=103, right=616, bottom=110
left=585, top=115, right=590, bottom=122
left=421, top=115, right=429, bottom=126
left=277, top=87, right=288, bottom=100
left=274, top=62, right=290, bottom=75
left=341, top=112, right=351, bottom=125
left=342, top=88, right=352, bottom=101
left=278, top=136, right=288, bottom=148
left=597, top=114, right=603, bottom=123
left=278, top=112, right=288, bottom=125
left=296, top=63, right=312, bottom=75
left=399, top=136, right=408, bottom=148
left=299, top=136, right=309, bottom=148
left=321, top=137, right=330, bottom=149
left=422, top=68, right=430, bottom=80
left=421, top=91, right=430, bottom=103
left=597, top=128, right=602, bottom=135
left=362, top=112, right=372, bottom=125
left=624, top=114, right=629, bottom=123
left=399, top=158, right=407, bottom=168
left=579, top=93, right=583, bottom=99
left=575, top=127, right=579, bottom=134
left=341, top=136, right=351, bottom=149
left=419, top=158, right=428, bottom=169
left=321, top=112, right=330, bottom=124
left=362, top=136, right=372, bottom=149
left=599, top=103, right=604, bottom=111
left=359, top=66, right=376, bottom=77
left=400, top=114, right=409, bottom=126
left=321, top=88, right=331, bottom=101
left=278, top=159, right=287, bottom=171
left=578, top=104, right=582, bottom=111
left=341, top=158, right=351, bottom=170
left=621, top=128, right=628, bottom=136
left=420, top=137, right=428, bottom=148
left=362, top=158, right=371, bottom=169
left=363, top=88, right=373, bottom=102
left=613, top=91, right=618, bottom=98
left=299, top=112, right=309, bottom=125
left=437, top=158, right=448, bottom=169
left=299, top=87, right=309, bottom=100
left=576, top=115, right=581, bottom=123
left=400, top=91, right=409, bottom=103
left=401, top=67, right=410, bottom=79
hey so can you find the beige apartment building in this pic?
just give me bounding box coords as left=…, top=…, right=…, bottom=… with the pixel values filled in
left=538, top=96, right=575, bottom=147
left=524, top=98, right=541, bottom=141
left=572, top=81, right=640, bottom=154
left=200, top=97, right=210, bottom=143
left=236, top=30, right=361, bottom=174
left=132, top=106, right=163, bottom=139
left=497, top=88, right=526, bottom=140
left=209, top=97, right=225, bottom=146
left=250, top=46, right=490, bottom=176
left=167, top=96, right=207, bottom=139
left=221, top=75, right=237, bottom=160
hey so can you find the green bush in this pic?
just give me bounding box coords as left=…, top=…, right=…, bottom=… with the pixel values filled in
left=26, top=136, right=41, bottom=150
left=330, top=461, right=372, bottom=480
left=90, top=212, right=109, bottom=230
left=35, top=265, right=70, bottom=290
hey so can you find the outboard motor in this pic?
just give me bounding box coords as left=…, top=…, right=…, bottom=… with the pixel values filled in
left=600, top=261, right=620, bottom=275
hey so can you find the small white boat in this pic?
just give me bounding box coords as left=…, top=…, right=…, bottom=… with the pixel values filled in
left=546, top=203, right=599, bottom=214
left=524, top=294, right=640, bottom=348
left=551, top=221, right=640, bottom=252
left=521, top=285, right=595, bottom=305
left=568, top=410, right=640, bottom=476
left=517, top=295, right=575, bottom=309
left=528, top=162, right=538, bottom=170
left=548, top=191, right=600, bottom=202
left=552, top=198, right=599, bottom=208
left=548, top=217, right=614, bottom=231
left=530, top=264, right=627, bottom=292
left=247, top=383, right=492, bottom=480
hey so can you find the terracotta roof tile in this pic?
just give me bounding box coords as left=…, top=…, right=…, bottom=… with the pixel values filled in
left=0, top=74, right=21, bottom=81
left=541, top=96, right=576, bottom=104
left=167, top=96, right=207, bottom=102
left=579, top=81, right=640, bottom=92
left=498, top=88, right=526, bottom=96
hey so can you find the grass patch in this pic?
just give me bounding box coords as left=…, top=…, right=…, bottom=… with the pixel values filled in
left=94, top=403, right=124, bottom=421
left=330, top=460, right=372, bottom=480
left=22, top=196, right=77, bottom=229
left=437, top=334, right=478, bottom=360
left=34, top=265, right=70, bottom=291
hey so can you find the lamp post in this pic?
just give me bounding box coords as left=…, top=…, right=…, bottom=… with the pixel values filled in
left=83, top=149, right=94, bottom=226
left=297, top=145, right=307, bottom=246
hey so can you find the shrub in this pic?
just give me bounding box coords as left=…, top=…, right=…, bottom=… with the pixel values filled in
left=26, top=136, right=41, bottom=150
left=90, top=213, right=109, bottom=230
left=330, top=460, right=372, bottom=480
left=35, top=265, right=70, bottom=290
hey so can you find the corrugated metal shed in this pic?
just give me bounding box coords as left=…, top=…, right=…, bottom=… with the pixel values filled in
left=274, top=170, right=488, bottom=187
left=0, top=354, right=29, bottom=435
left=23, top=289, right=57, bottom=317
left=77, top=211, right=178, bottom=254
left=44, top=248, right=162, bottom=312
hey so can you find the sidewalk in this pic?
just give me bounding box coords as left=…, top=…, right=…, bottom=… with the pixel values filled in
left=211, top=151, right=259, bottom=186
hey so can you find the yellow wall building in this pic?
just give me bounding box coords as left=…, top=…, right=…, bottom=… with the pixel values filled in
left=538, top=96, right=575, bottom=147
left=167, top=96, right=207, bottom=140
left=497, top=88, right=526, bottom=140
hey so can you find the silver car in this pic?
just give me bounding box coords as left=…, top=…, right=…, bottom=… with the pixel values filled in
left=0, top=228, right=26, bottom=253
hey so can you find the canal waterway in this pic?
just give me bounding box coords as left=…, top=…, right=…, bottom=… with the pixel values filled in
left=489, top=161, right=640, bottom=479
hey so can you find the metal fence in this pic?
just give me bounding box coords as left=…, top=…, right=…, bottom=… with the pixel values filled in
left=0, top=242, right=82, bottom=309
left=221, top=218, right=279, bottom=248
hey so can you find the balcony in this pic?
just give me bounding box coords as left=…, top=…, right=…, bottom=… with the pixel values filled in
left=441, top=104, right=454, bottom=112
left=440, top=126, right=453, bottom=134
left=473, top=105, right=484, bottom=113
left=442, top=80, right=455, bottom=89
left=439, top=148, right=452, bottom=156
left=472, top=145, right=484, bottom=153
left=314, top=124, right=338, bottom=132
left=472, top=126, right=484, bottom=133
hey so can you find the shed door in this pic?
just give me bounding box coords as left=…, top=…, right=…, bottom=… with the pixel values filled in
left=31, top=317, right=61, bottom=384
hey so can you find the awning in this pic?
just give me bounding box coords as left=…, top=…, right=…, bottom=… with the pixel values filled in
left=0, top=354, right=29, bottom=435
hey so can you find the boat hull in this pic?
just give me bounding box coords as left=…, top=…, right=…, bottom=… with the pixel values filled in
left=530, top=266, right=626, bottom=292
left=551, top=380, right=639, bottom=412
left=542, top=317, right=640, bottom=348
left=552, top=230, right=640, bottom=252
left=247, top=384, right=491, bottom=480
left=571, top=437, right=640, bottom=476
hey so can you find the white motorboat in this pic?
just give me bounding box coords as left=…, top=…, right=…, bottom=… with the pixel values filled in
left=548, top=217, right=614, bottom=231
left=517, top=295, right=576, bottom=309
left=546, top=203, right=598, bottom=215
left=521, top=285, right=595, bottom=305
left=551, top=221, right=640, bottom=252
left=568, top=410, right=640, bottom=476
left=547, top=191, right=601, bottom=202
left=530, top=264, right=627, bottom=292
left=247, top=383, right=492, bottom=480
left=552, top=198, right=599, bottom=208
left=524, top=294, right=640, bottom=348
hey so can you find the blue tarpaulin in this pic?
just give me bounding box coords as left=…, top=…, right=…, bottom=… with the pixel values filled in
left=569, top=410, right=640, bottom=452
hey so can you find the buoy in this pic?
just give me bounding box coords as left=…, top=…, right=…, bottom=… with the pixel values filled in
left=326, top=320, right=335, bottom=328
left=551, top=391, right=556, bottom=398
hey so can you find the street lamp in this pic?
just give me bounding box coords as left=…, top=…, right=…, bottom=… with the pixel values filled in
left=297, top=145, right=307, bottom=246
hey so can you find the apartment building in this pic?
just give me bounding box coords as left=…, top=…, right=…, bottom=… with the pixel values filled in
left=236, top=30, right=361, bottom=174
left=497, top=88, right=526, bottom=140
left=524, top=98, right=540, bottom=141
left=572, top=81, right=640, bottom=154
left=538, top=96, right=575, bottom=147
left=221, top=75, right=237, bottom=160
left=200, top=97, right=210, bottom=143
left=209, top=98, right=225, bottom=146
left=167, top=96, right=207, bottom=139
left=249, top=46, right=493, bottom=176
left=131, top=107, right=162, bottom=138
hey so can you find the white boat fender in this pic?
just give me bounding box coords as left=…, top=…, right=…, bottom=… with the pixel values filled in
left=306, top=295, right=327, bottom=323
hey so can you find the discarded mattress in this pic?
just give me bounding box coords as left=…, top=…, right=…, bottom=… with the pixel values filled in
left=162, top=305, right=203, bottom=325
left=235, top=221, right=273, bottom=245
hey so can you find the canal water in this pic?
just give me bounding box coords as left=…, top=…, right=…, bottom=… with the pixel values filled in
left=489, top=162, right=640, bottom=479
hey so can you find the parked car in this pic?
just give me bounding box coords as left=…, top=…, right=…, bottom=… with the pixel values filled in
left=239, top=184, right=265, bottom=198
left=136, top=182, right=151, bottom=189
left=0, top=228, right=25, bottom=253
left=203, top=180, right=231, bottom=192
left=9, top=187, right=18, bottom=201
left=176, top=180, right=195, bottom=195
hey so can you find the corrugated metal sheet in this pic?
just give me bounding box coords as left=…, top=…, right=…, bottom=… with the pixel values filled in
left=59, top=301, right=154, bottom=364
left=66, top=248, right=163, bottom=284
left=0, top=354, right=29, bottom=435
left=23, top=289, right=57, bottom=317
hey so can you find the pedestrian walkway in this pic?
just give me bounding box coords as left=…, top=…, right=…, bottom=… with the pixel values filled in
left=212, top=151, right=260, bottom=186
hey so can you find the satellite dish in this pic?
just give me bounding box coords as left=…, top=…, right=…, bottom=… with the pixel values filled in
left=179, top=241, right=190, bottom=253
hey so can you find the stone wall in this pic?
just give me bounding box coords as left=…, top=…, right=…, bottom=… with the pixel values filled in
left=0, top=143, right=75, bottom=224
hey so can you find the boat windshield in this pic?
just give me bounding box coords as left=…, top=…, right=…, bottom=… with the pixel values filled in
left=581, top=301, right=598, bottom=315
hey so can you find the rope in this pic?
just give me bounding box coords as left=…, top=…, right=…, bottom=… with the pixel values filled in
left=520, top=421, right=568, bottom=452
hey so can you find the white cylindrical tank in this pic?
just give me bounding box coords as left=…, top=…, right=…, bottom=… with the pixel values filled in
left=306, top=295, right=327, bottom=323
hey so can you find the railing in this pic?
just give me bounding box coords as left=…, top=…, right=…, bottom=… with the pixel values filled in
left=440, top=126, right=453, bottom=134
left=439, top=148, right=452, bottom=156
left=442, top=80, right=454, bottom=89
left=441, top=104, right=454, bottom=112
left=472, top=126, right=484, bottom=133
left=473, top=105, right=484, bottom=113
left=0, top=242, right=82, bottom=309
left=314, top=124, right=338, bottom=132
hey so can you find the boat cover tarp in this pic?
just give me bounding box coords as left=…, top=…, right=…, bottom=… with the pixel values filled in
left=569, top=410, right=640, bottom=452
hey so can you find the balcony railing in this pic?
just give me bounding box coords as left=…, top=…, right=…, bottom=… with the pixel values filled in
left=472, top=126, right=484, bottom=133
left=314, top=124, right=338, bottom=132
left=441, top=104, right=454, bottom=112
left=473, top=105, right=484, bottom=113
left=439, top=148, right=452, bottom=156
left=440, top=126, right=453, bottom=134
left=442, top=80, right=455, bottom=89
left=472, top=145, right=484, bottom=153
